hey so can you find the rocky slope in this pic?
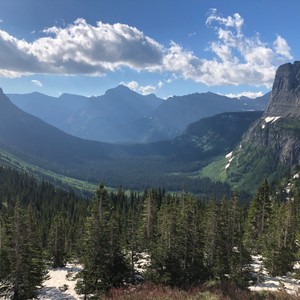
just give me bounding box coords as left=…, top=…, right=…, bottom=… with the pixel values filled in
left=225, top=61, right=300, bottom=190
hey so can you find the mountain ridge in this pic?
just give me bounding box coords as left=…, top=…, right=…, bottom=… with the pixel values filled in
left=8, top=86, right=269, bottom=144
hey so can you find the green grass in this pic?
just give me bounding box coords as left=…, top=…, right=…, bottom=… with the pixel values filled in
left=198, top=156, right=228, bottom=182
left=0, top=149, right=98, bottom=195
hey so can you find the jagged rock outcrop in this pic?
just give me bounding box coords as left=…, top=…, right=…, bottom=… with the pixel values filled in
left=264, top=61, right=300, bottom=117
left=226, top=62, right=300, bottom=190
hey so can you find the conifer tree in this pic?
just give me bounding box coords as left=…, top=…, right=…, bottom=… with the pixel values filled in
left=263, top=200, right=297, bottom=276
left=47, top=212, right=68, bottom=268
left=0, top=213, right=11, bottom=296
left=4, top=200, right=47, bottom=300
left=76, top=183, right=129, bottom=298
left=244, top=179, right=272, bottom=252
left=138, top=190, right=157, bottom=251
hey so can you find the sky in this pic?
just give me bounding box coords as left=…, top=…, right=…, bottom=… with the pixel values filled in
left=0, top=0, right=298, bottom=99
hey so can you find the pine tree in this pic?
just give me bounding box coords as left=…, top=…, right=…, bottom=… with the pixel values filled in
left=138, top=190, right=157, bottom=251
left=263, top=200, right=297, bottom=276
left=4, top=200, right=47, bottom=300
left=0, top=213, right=12, bottom=297
left=244, top=179, right=272, bottom=252
left=47, top=212, right=68, bottom=268
left=76, top=183, right=129, bottom=298
left=203, top=194, right=252, bottom=285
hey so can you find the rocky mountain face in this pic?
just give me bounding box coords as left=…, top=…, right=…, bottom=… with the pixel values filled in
left=225, top=62, right=300, bottom=190
left=264, top=61, right=300, bottom=117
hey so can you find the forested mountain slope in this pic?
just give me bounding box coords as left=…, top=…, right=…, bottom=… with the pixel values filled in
left=0, top=87, right=260, bottom=194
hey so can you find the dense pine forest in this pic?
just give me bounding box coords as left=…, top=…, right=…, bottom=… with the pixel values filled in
left=0, top=166, right=300, bottom=299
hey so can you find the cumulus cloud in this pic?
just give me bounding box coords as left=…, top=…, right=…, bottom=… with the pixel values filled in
left=0, top=19, right=163, bottom=77
left=0, top=11, right=293, bottom=89
left=31, top=79, right=43, bottom=87
left=120, top=81, right=156, bottom=95
left=225, top=91, right=264, bottom=99
left=160, top=8, right=293, bottom=88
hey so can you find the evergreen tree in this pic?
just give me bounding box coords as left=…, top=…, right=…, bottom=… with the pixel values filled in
left=203, top=194, right=252, bottom=285
left=263, top=200, right=297, bottom=276
left=244, top=179, right=272, bottom=252
left=138, top=190, right=157, bottom=251
left=76, top=183, right=129, bottom=298
left=47, top=212, right=68, bottom=268
left=4, top=200, right=47, bottom=300
left=0, top=213, right=11, bottom=297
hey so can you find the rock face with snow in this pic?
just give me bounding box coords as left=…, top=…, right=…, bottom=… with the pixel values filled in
left=264, top=61, right=300, bottom=117
left=226, top=62, right=300, bottom=190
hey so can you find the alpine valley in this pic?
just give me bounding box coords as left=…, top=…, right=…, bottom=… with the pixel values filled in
left=0, top=83, right=269, bottom=195
left=2, top=63, right=300, bottom=196
left=3, top=61, right=300, bottom=300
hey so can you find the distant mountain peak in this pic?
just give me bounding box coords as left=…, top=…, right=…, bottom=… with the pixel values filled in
left=264, top=61, right=300, bottom=117
left=105, top=84, right=133, bottom=95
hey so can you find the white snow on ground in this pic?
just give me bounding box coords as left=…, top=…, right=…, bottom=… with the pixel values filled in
left=249, top=255, right=300, bottom=295
left=262, top=116, right=281, bottom=129
left=265, top=116, right=281, bottom=123
left=224, top=152, right=234, bottom=170
left=35, top=254, right=300, bottom=298
left=225, top=151, right=233, bottom=159
left=38, top=263, right=82, bottom=300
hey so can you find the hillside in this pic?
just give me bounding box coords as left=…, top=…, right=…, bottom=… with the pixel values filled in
left=206, top=61, right=300, bottom=192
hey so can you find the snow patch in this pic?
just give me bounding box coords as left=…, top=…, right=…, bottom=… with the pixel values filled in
left=225, top=152, right=234, bottom=170
left=228, top=156, right=235, bottom=163
left=225, top=163, right=230, bottom=170
left=38, top=263, right=82, bottom=300
left=264, top=116, right=281, bottom=124
left=249, top=255, right=300, bottom=295
left=225, top=151, right=233, bottom=159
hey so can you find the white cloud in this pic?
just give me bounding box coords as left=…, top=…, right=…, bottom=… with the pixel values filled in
left=206, top=8, right=244, bottom=36
left=0, top=19, right=163, bottom=77
left=31, top=79, right=43, bottom=87
left=0, top=12, right=293, bottom=89
left=225, top=91, right=264, bottom=99
left=120, top=81, right=156, bottom=95
left=158, top=81, right=164, bottom=88
left=161, top=9, right=293, bottom=88
left=273, top=35, right=293, bottom=60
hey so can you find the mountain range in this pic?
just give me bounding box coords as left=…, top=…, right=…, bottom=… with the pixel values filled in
left=0, top=86, right=263, bottom=194
left=9, top=86, right=269, bottom=144
left=3, top=61, right=300, bottom=194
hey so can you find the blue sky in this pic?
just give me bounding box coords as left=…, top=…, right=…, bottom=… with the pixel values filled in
left=0, top=0, right=298, bottom=98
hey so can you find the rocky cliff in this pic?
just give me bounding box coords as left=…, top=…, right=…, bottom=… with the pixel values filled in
left=264, top=61, right=300, bottom=117
left=225, top=62, right=300, bottom=191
